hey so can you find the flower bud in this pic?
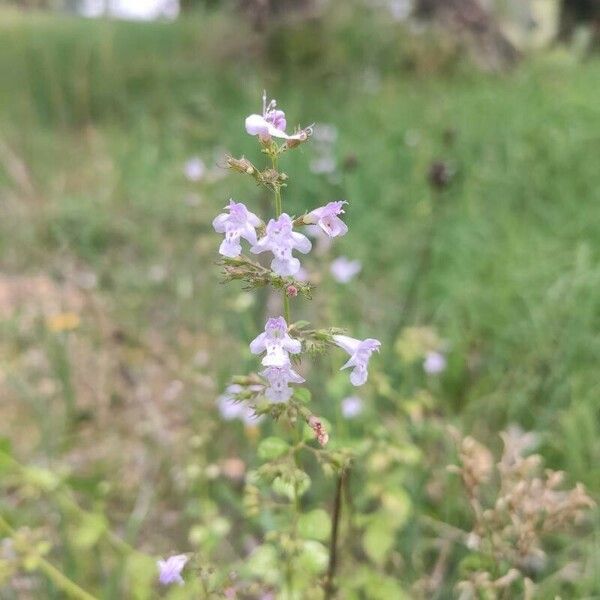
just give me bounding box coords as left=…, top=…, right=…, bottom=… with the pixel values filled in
left=308, top=415, right=329, bottom=446
left=227, top=155, right=255, bottom=175
left=286, top=284, right=298, bottom=298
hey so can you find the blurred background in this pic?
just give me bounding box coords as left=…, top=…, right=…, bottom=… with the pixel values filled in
left=0, top=0, right=599, bottom=598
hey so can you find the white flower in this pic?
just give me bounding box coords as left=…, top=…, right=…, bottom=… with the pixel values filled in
left=250, top=316, right=301, bottom=367
left=333, top=335, right=381, bottom=386
left=306, top=201, right=348, bottom=238
left=423, top=351, right=446, bottom=375
left=330, top=256, right=362, bottom=283
left=217, top=385, right=263, bottom=425
left=184, top=156, right=205, bottom=182
left=341, top=396, right=363, bottom=419
left=157, top=554, right=188, bottom=586
left=212, top=199, right=261, bottom=258
left=261, top=364, right=305, bottom=403
left=245, top=92, right=310, bottom=142
left=251, top=213, right=312, bottom=276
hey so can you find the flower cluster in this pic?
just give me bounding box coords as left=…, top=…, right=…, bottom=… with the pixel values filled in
left=213, top=94, right=381, bottom=411
left=161, top=92, right=382, bottom=590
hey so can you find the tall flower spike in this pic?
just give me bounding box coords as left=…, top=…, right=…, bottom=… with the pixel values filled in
left=213, top=200, right=261, bottom=258
left=250, top=316, right=302, bottom=367
left=306, top=200, right=348, bottom=238
left=333, top=335, right=381, bottom=386
left=251, top=213, right=312, bottom=276
left=245, top=91, right=310, bottom=142
left=261, top=364, right=305, bottom=403
left=157, top=554, right=188, bottom=586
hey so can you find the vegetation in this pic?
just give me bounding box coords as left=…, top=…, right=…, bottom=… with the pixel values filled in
left=0, top=4, right=599, bottom=598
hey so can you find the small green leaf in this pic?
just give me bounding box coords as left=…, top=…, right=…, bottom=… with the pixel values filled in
left=257, top=437, right=289, bottom=461
left=294, top=388, right=312, bottom=404
left=272, top=470, right=311, bottom=500
left=245, top=544, right=280, bottom=585
left=23, top=466, right=60, bottom=492
left=298, top=509, right=331, bottom=542
left=363, top=515, right=396, bottom=566
left=297, top=540, right=328, bottom=575
left=73, top=512, right=108, bottom=549
left=292, top=320, right=311, bottom=329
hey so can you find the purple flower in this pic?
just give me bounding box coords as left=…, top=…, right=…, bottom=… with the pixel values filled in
left=333, top=335, right=381, bottom=386
left=306, top=201, right=348, bottom=238
left=184, top=156, right=205, bottom=182
left=157, top=554, right=188, bottom=586
left=261, top=364, right=305, bottom=402
left=245, top=92, right=310, bottom=142
left=423, top=351, right=446, bottom=375
left=250, top=316, right=301, bottom=367
left=217, top=385, right=263, bottom=425
left=341, top=396, right=363, bottom=419
left=213, top=200, right=261, bottom=258
left=330, top=256, right=362, bottom=283
left=251, top=213, right=312, bottom=276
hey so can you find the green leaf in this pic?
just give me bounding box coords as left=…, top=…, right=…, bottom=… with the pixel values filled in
left=22, top=466, right=61, bottom=492
left=72, top=512, right=108, bottom=549
left=272, top=470, right=311, bottom=500
left=125, top=554, right=157, bottom=600
left=298, top=509, right=331, bottom=542
left=363, top=515, right=396, bottom=566
left=257, top=437, right=289, bottom=461
left=381, top=490, right=412, bottom=529
left=292, top=320, right=311, bottom=329
left=297, top=540, right=328, bottom=575
left=245, top=544, right=280, bottom=585
left=294, top=388, right=312, bottom=404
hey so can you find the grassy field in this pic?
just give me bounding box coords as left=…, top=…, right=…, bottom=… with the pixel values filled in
left=0, top=5, right=599, bottom=598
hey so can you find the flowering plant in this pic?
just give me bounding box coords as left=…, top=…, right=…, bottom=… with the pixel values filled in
left=155, top=92, right=381, bottom=596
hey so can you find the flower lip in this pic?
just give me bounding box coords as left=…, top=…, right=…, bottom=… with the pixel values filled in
left=213, top=199, right=261, bottom=258
left=306, top=201, right=349, bottom=238
left=250, top=316, right=302, bottom=367
left=333, top=335, right=381, bottom=387
left=261, top=364, right=305, bottom=403
left=245, top=91, right=311, bottom=142
left=250, top=213, right=312, bottom=277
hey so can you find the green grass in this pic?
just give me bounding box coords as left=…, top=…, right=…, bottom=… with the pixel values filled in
left=0, top=5, right=599, bottom=598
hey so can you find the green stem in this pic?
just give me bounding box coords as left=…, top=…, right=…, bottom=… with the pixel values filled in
left=0, top=515, right=98, bottom=600
left=270, top=152, right=290, bottom=324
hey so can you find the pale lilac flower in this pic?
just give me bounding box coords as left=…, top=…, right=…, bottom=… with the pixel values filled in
left=217, top=386, right=245, bottom=420
left=423, top=351, right=446, bottom=375
left=305, top=224, right=333, bottom=255
left=261, top=364, right=305, bottom=403
left=250, top=316, right=301, bottom=367
left=245, top=92, right=310, bottom=142
left=389, top=0, right=411, bottom=21
left=217, top=385, right=263, bottom=425
left=312, top=123, right=338, bottom=144
left=309, top=156, right=336, bottom=175
left=330, top=256, right=362, bottom=283
left=213, top=200, right=261, bottom=258
left=251, top=213, right=312, bottom=276
left=341, top=396, right=363, bottom=419
left=157, top=554, right=188, bottom=586
left=306, top=201, right=348, bottom=238
left=333, top=335, right=381, bottom=386
left=184, top=156, right=205, bottom=182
